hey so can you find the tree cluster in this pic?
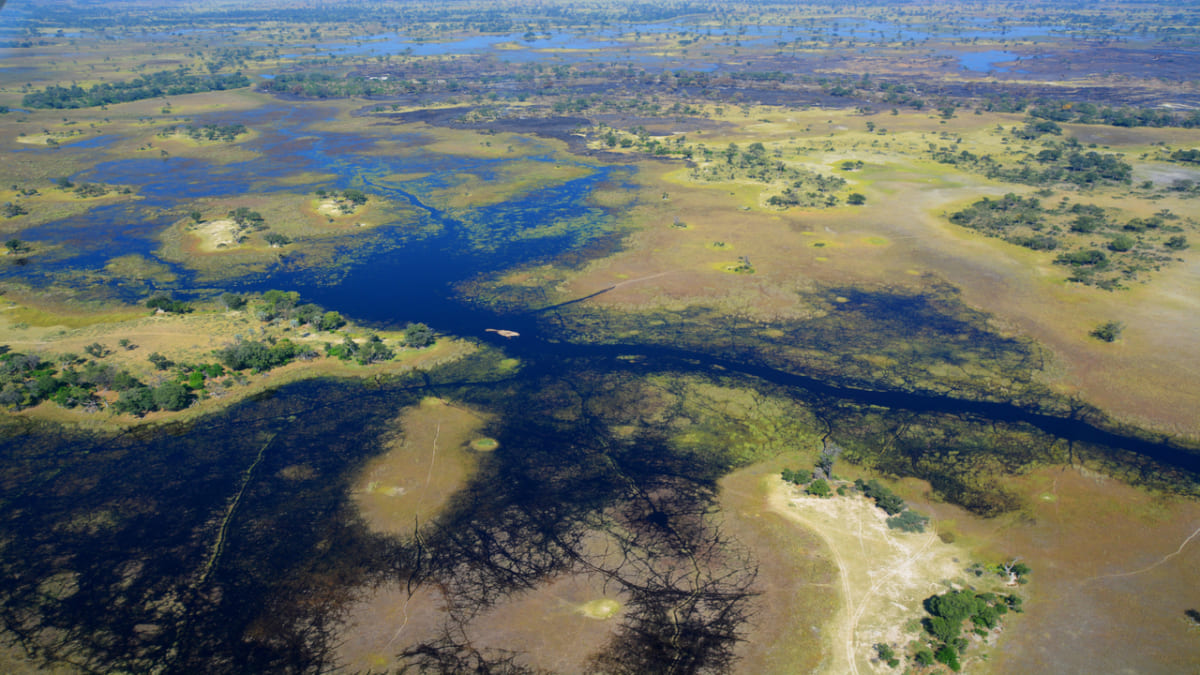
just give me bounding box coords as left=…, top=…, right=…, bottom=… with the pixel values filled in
left=23, top=70, right=250, bottom=109
left=949, top=195, right=1189, bottom=289
left=0, top=348, right=142, bottom=412
left=913, top=587, right=1024, bottom=672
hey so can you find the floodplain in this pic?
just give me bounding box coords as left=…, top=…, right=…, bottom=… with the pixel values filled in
left=1, top=1, right=1199, bottom=673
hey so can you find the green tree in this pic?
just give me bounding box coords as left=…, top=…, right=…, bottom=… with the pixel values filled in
left=114, top=386, right=156, bottom=416
left=318, top=311, right=345, bottom=331
left=221, top=292, right=246, bottom=310
left=806, top=478, right=832, bottom=497
left=1108, top=234, right=1135, bottom=252
left=1090, top=320, right=1123, bottom=342
left=846, top=192, right=866, bottom=205
left=152, top=381, right=192, bottom=411
left=404, top=322, right=435, bottom=348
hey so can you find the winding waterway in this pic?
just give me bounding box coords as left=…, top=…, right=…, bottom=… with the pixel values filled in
left=1, top=101, right=1197, bottom=673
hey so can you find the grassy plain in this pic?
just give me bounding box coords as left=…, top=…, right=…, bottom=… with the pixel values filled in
left=550, top=105, right=1200, bottom=437
left=0, top=295, right=473, bottom=431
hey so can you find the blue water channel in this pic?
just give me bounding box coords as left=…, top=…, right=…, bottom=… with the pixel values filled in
left=5, top=103, right=624, bottom=333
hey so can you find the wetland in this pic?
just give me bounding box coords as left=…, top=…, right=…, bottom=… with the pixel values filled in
left=1, top=1, right=1200, bottom=673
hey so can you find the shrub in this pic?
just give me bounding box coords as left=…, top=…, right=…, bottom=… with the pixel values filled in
left=887, top=509, right=930, bottom=533
left=1090, top=320, right=1123, bottom=342
left=1107, top=234, right=1135, bottom=252
left=806, top=478, right=832, bottom=497
left=404, top=322, right=435, bottom=348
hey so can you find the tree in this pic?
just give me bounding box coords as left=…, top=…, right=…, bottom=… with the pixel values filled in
left=147, top=352, right=174, bottom=370
left=887, top=509, right=930, bottom=533
left=846, top=192, right=866, bottom=205
left=263, top=232, right=291, bottom=247
left=221, top=292, right=246, bottom=310
left=152, top=381, right=192, bottom=411
left=1090, top=320, right=1123, bottom=342
left=83, top=342, right=108, bottom=358
left=806, top=478, right=832, bottom=497
left=318, top=311, right=345, bottom=331
left=113, top=386, right=155, bottom=416
left=4, top=238, right=25, bottom=253
left=404, top=322, right=435, bottom=348
left=1108, top=234, right=1135, bottom=252
left=935, top=644, right=961, bottom=671
left=356, top=334, right=394, bottom=364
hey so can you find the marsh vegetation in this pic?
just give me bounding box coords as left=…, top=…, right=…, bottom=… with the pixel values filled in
left=1, top=1, right=1199, bottom=673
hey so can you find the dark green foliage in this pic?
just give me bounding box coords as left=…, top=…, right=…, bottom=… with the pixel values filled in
left=855, top=478, right=906, bottom=515
left=148, top=352, right=174, bottom=370
left=145, top=294, right=192, bottom=314
left=886, top=509, right=930, bottom=533
left=263, top=232, right=291, bottom=246
left=1108, top=234, right=1135, bottom=252
left=1006, top=234, right=1059, bottom=251
left=948, top=194, right=1042, bottom=233
left=221, top=292, right=246, bottom=310
left=1012, top=119, right=1061, bottom=139
left=73, top=183, right=108, bottom=198
left=0, top=349, right=141, bottom=411
left=1165, top=235, right=1189, bottom=250
left=846, top=192, right=866, bottom=205
left=1090, top=321, right=1123, bottom=343
left=174, top=123, right=247, bottom=142
left=916, top=587, right=1020, bottom=669
left=1055, top=249, right=1107, bottom=266
left=355, top=334, right=394, bottom=365
left=934, top=644, right=961, bottom=671
left=404, top=322, right=435, bottom=348
left=152, top=381, right=192, bottom=411
left=780, top=468, right=806, bottom=485
left=326, top=335, right=359, bottom=360
left=318, top=311, right=345, bottom=331
left=2, top=203, right=27, bottom=218
left=83, top=342, right=108, bottom=358
left=341, top=188, right=367, bottom=205
left=113, top=386, right=156, bottom=416
left=23, top=70, right=251, bottom=109
left=874, top=643, right=899, bottom=668
left=913, top=648, right=935, bottom=666
left=228, top=207, right=265, bottom=228
left=806, top=478, right=832, bottom=497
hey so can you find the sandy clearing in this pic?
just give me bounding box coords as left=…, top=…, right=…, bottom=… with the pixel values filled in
left=192, top=218, right=240, bottom=251
left=765, top=480, right=967, bottom=674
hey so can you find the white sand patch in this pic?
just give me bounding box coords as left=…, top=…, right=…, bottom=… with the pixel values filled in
left=193, top=219, right=241, bottom=251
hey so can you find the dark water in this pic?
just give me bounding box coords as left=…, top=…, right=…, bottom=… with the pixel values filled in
left=1, top=103, right=1197, bottom=674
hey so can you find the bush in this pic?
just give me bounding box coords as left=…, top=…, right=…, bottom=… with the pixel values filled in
left=152, top=381, right=192, bottom=411
left=145, top=294, right=191, bottom=314
left=935, top=644, right=961, bottom=671
left=887, top=509, right=930, bottom=533
left=113, top=386, right=156, bottom=416
left=1107, top=234, right=1135, bottom=252
left=1090, top=320, right=1123, bottom=342
left=318, top=311, right=345, bottom=331
left=221, top=292, right=247, bottom=310
left=404, top=322, right=435, bottom=348
left=806, top=478, right=832, bottom=497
